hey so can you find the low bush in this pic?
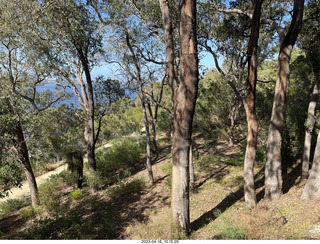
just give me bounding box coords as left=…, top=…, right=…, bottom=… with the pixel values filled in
left=20, top=205, right=42, bottom=220
left=0, top=197, right=27, bottom=218
left=95, top=138, right=145, bottom=183
left=108, top=176, right=146, bottom=198
left=38, top=177, right=64, bottom=211
left=69, top=189, right=83, bottom=200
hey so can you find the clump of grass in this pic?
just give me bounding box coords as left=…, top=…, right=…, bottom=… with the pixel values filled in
left=128, top=212, right=188, bottom=240
left=0, top=197, right=27, bottom=218
left=213, top=209, right=247, bottom=240
left=69, top=189, right=83, bottom=200
left=20, top=205, right=42, bottom=220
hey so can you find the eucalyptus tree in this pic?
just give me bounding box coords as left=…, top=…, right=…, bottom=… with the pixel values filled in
left=0, top=0, right=66, bottom=205
left=243, top=0, right=264, bottom=209
left=300, top=0, right=320, bottom=198
left=88, top=0, right=168, bottom=185
left=33, top=0, right=105, bottom=172
left=264, top=0, right=304, bottom=200
left=300, top=0, right=320, bottom=178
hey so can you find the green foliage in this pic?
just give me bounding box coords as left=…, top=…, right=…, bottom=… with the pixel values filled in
left=0, top=158, right=24, bottom=198
left=20, top=206, right=42, bottom=220
left=55, top=170, right=78, bottom=187
left=101, top=97, right=143, bottom=140
left=95, top=138, right=145, bottom=183
left=108, top=176, right=146, bottom=198
left=85, top=171, right=105, bottom=190
left=0, top=197, right=27, bottom=218
left=69, top=189, right=83, bottom=200
left=18, top=200, right=115, bottom=239
left=38, top=177, right=63, bottom=211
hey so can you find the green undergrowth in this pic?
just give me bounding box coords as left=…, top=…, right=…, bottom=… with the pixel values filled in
left=0, top=197, right=28, bottom=219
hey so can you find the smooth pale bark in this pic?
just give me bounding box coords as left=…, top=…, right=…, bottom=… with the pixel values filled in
left=243, top=0, right=263, bottom=209
left=171, top=0, right=198, bottom=231
left=12, top=115, right=38, bottom=205
left=301, top=132, right=320, bottom=199
left=301, top=82, right=319, bottom=178
left=78, top=53, right=96, bottom=172
left=264, top=0, right=304, bottom=200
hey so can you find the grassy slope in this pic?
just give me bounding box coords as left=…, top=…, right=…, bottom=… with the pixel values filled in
left=1, top=135, right=320, bottom=240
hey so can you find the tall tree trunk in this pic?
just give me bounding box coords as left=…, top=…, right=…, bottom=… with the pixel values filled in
left=84, top=108, right=96, bottom=172
left=243, top=0, right=263, bottom=210
left=124, top=28, right=154, bottom=185
left=171, top=0, right=198, bottom=231
left=141, top=97, right=154, bottom=185
left=12, top=116, right=38, bottom=205
left=80, top=55, right=96, bottom=172
left=147, top=102, right=158, bottom=153
left=264, top=0, right=304, bottom=200
left=159, top=0, right=177, bottom=160
left=301, top=82, right=319, bottom=178
left=301, top=131, right=320, bottom=199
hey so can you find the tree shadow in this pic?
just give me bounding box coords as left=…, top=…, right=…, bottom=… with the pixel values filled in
left=191, top=167, right=264, bottom=232
left=191, top=161, right=303, bottom=233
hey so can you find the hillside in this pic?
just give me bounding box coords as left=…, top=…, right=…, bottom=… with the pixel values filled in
left=0, top=135, right=319, bottom=240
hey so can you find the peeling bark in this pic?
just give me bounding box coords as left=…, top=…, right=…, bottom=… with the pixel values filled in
left=243, top=0, right=263, bottom=209
left=264, top=0, right=304, bottom=200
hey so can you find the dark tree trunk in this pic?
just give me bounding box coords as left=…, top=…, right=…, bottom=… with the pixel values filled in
left=80, top=54, right=96, bottom=172
left=264, top=0, right=304, bottom=200
left=243, top=0, right=263, bottom=209
left=171, top=0, right=198, bottom=231
left=147, top=102, right=158, bottom=154
left=12, top=116, right=38, bottom=205
left=301, top=82, right=318, bottom=178
left=141, top=97, right=154, bottom=185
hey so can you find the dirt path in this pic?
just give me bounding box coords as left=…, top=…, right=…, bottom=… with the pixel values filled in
left=0, top=163, right=68, bottom=203
left=0, top=142, right=113, bottom=203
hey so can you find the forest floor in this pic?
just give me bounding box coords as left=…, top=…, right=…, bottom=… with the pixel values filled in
left=1, top=134, right=320, bottom=240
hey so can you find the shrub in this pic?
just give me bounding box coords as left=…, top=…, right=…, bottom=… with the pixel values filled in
left=109, top=177, right=146, bottom=198
left=20, top=206, right=42, bottom=220
left=38, top=177, right=63, bottom=211
left=56, top=170, right=78, bottom=187
left=85, top=171, right=105, bottom=190
left=0, top=197, right=27, bottom=218
left=69, top=189, right=83, bottom=200
left=96, top=138, right=145, bottom=181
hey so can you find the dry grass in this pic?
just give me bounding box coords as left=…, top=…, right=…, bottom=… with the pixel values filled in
left=1, top=136, right=320, bottom=240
